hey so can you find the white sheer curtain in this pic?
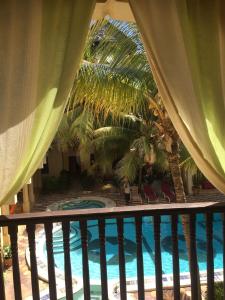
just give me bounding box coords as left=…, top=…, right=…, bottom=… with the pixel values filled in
left=129, top=0, right=225, bottom=193
left=0, top=0, right=96, bottom=204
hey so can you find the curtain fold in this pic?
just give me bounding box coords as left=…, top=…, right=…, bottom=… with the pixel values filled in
left=0, top=0, right=96, bottom=204
left=129, top=0, right=225, bottom=193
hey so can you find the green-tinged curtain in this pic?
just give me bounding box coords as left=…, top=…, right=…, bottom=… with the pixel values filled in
left=0, top=0, right=96, bottom=204
left=129, top=0, right=225, bottom=193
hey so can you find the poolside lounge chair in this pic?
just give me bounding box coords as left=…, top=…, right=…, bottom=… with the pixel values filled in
left=161, top=181, right=175, bottom=202
left=143, top=185, right=158, bottom=203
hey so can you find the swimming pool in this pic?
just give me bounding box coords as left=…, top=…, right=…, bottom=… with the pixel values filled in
left=45, top=213, right=223, bottom=282
left=32, top=198, right=224, bottom=299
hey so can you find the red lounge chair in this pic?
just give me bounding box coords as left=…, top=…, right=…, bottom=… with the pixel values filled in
left=143, top=185, right=158, bottom=203
left=9, top=204, right=16, bottom=215
left=161, top=181, right=175, bottom=202
left=202, top=180, right=215, bottom=189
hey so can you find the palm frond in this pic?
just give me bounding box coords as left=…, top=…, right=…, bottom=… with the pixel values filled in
left=88, top=19, right=150, bottom=71
left=68, top=19, right=157, bottom=119
left=70, top=109, right=95, bottom=144
left=180, top=156, right=198, bottom=173
left=55, top=110, right=82, bottom=152
left=154, top=146, right=169, bottom=170
left=94, top=126, right=138, bottom=141
left=93, top=135, right=131, bottom=162
left=79, top=143, right=92, bottom=170
left=179, top=144, right=198, bottom=173
left=69, top=61, right=152, bottom=117
left=116, top=150, right=142, bottom=183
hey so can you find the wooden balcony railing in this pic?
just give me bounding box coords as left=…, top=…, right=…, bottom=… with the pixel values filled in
left=0, top=202, right=225, bottom=300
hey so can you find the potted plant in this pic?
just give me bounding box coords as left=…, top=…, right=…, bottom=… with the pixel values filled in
left=3, top=245, right=12, bottom=269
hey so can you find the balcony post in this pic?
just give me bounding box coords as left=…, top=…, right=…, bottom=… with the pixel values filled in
left=154, top=215, right=163, bottom=300
left=44, top=222, right=57, bottom=300
left=62, top=221, right=73, bottom=300
left=0, top=245, right=5, bottom=300
left=117, top=218, right=127, bottom=300
left=135, top=216, right=145, bottom=299
left=171, top=215, right=180, bottom=300
left=27, top=224, right=40, bottom=300
left=8, top=224, right=22, bottom=300
left=80, top=220, right=91, bottom=300
left=99, top=219, right=108, bottom=299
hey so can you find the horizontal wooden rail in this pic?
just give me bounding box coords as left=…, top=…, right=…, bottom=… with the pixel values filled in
left=0, top=202, right=224, bottom=225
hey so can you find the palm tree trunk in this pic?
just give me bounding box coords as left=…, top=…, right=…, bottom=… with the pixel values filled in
left=181, top=168, right=189, bottom=195
left=167, top=141, right=202, bottom=299
left=167, top=142, right=186, bottom=203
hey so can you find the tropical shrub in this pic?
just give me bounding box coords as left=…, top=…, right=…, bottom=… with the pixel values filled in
left=42, top=170, right=71, bottom=193
left=80, top=171, right=96, bottom=189
left=3, top=245, right=12, bottom=259
left=205, top=282, right=223, bottom=300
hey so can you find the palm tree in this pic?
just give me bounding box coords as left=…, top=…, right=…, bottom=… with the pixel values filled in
left=149, top=95, right=186, bottom=202
left=67, top=18, right=202, bottom=298
left=69, top=18, right=186, bottom=203
left=56, top=106, right=167, bottom=181
left=52, top=19, right=203, bottom=298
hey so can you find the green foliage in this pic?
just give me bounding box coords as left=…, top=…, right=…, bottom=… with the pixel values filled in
left=79, top=171, right=97, bottom=189
left=42, top=170, right=70, bottom=193
left=3, top=245, right=12, bottom=259
left=205, top=282, right=223, bottom=300
left=69, top=18, right=157, bottom=118
left=179, top=144, right=198, bottom=173
left=58, top=170, right=71, bottom=190
left=71, top=62, right=149, bottom=116
left=111, top=175, right=121, bottom=187
left=192, top=170, right=204, bottom=187
left=42, top=176, right=58, bottom=193
left=55, top=18, right=181, bottom=184
left=116, top=150, right=142, bottom=183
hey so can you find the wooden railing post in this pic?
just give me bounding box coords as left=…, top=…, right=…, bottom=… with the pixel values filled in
left=153, top=215, right=163, bottom=300
left=44, top=222, right=57, bottom=300
left=189, top=214, right=200, bottom=300
left=171, top=215, right=180, bottom=300
left=135, top=216, right=145, bottom=300
left=8, top=224, right=22, bottom=300
left=62, top=221, right=73, bottom=300
left=206, top=212, right=214, bottom=299
left=27, top=224, right=40, bottom=300
left=99, top=219, right=108, bottom=299
left=0, top=241, right=5, bottom=300
left=117, top=218, right=127, bottom=300
left=80, top=220, right=90, bottom=300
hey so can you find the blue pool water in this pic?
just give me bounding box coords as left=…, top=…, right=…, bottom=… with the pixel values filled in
left=59, top=200, right=105, bottom=210
left=44, top=202, right=223, bottom=280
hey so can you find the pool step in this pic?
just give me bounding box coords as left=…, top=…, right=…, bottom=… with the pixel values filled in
left=53, top=238, right=81, bottom=253
left=52, top=237, right=79, bottom=248
left=49, top=224, right=81, bottom=254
